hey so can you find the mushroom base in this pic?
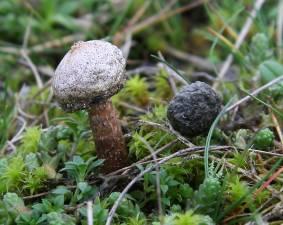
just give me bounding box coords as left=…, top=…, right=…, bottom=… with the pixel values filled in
left=88, top=100, right=128, bottom=173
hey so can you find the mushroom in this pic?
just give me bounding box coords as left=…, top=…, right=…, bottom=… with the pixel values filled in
left=52, top=40, right=128, bottom=173
left=167, top=81, right=221, bottom=137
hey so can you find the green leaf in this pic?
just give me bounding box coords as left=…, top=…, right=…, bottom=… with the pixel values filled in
left=259, top=60, right=283, bottom=83
left=25, top=153, right=39, bottom=172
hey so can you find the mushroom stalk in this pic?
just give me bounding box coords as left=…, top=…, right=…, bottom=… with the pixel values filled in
left=88, top=100, right=128, bottom=173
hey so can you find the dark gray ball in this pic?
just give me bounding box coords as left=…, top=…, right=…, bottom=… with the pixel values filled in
left=167, top=81, right=221, bottom=137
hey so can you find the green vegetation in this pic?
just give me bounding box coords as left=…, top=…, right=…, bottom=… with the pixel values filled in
left=1, top=0, right=283, bottom=224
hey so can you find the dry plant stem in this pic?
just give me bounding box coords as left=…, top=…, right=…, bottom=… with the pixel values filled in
left=271, top=112, right=283, bottom=146
left=254, top=166, right=283, bottom=197
left=20, top=49, right=43, bottom=88
left=118, top=101, right=147, bottom=113
left=213, top=0, right=266, bottom=89
left=157, top=52, right=177, bottom=95
left=225, top=75, right=283, bottom=113
left=19, top=59, right=54, bottom=77
left=277, top=0, right=283, bottom=60
left=131, top=0, right=207, bottom=34
left=140, top=120, right=194, bottom=147
left=108, top=141, right=177, bottom=176
left=88, top=100, right=128, bottom=173
left=113, top=0, right=207, bottom=45
left=127, top=1, right=151, bottom=27
left=165, top=46, right=215, bottom=71
left=138, top=136, right=163, bottom=222
left=87, top=201, right=93, bottom=225
left=0, top=34, right=84, bottom=55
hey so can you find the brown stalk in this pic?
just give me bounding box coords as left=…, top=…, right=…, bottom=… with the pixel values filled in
left=88, top=100, right=128, bottom=173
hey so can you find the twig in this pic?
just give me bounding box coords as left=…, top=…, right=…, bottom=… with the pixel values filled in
left=271, top=112, right=283, bottom=147
left=22, top=21, right=31, bottom=49
left=87, top=201, right=93, bottom=225
left=126, top=65, right=159, bottom=77
left=20, top=22, right=43, bottom=89
left=18, top=59, right=54, bottom=77
left=277, top=0, right=283, bottom=60
left=129, top=0, right=206, bottom=34
left=254, top=167, right=283, bottom=197
left=213, top=0, right=266, bottom=89
left=138, top=136, right=163, bottom=223
left=30, top=34, right=85, bottom=53
left=17, top=100, right=37, bottom=119
left=261, top=202, right=283, bottom=222
left=118, top=101, right=147, bottom=113
left=20, top=49, right=43, bottom=88
left=108, top=141, right=177, bottom=176
left=140, top=120, right=194, bottom=147
left=248, top=148, right=283, bottom=157
left=0, top=34, right=84, bottom=55
left=157, top=52, right=178, bottom=95
left=10, top=116, right=26, bottom=143
left=191, top=72, right=216, bottom=82
left=6, top=141, right=17, bottom=153
left=225, top=75, right=283, bottom=113
left=127, top=1, right=151, bottom=27
left=165, top=46, right=215, bottom=71
left=30, top=79, right=53, bottom=101
left=121, top=34, right=132, bottom=60
left=23, top=191, right=50, bottom=200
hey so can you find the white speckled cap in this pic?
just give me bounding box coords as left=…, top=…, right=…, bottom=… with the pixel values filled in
left=52, top=40, right=126, bottom=111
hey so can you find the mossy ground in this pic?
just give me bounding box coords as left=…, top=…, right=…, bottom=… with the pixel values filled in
left=0, top=1, right=283, bottom=224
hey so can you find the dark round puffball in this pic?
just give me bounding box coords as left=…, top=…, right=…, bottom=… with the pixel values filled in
left=167, top=81, right=221, bottom=137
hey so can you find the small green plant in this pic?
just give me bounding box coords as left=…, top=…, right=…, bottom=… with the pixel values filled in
left=246, top=33, right=273, bottom=67
left=19, top=127, right=41, bottom=154
left=129, top=129, right=176, bottom=159
left=124, top=75, right=150, bottom=106
left=61, top=156, right=103, bottom=183
left=32, top=195, right=65, bottom=214
left=193, top=175, right=222, bottom=220
left=1, top=156, right=27, bottom=192
left=154, top=70, right=173, bottom=100
left=233, top=129, right=253, bottom=149
left=226, top=176, right=251, bottom=205
left=79, top=198, right=109, bottom=225
left=122, top=215, right=147, bottom=225
left=1, top=193, right=28, bottom=222
left=253, top=128, right=275, bottom=150
left=140, top=104, right=167, bottom=123
left=173, top=211, right=215, bottom=225
left=71, top=182, right=97, bottom=204
left=153, top=210, right=214, bottom=225
left=0, top=1, right=281, bottom=224
left=24, top=166, right=48, bottom=194
left=46, top=212, right=76, bottom=225
left=259, top=60, right=283, bottom=84
left=133, top=163, right=193, bottom=210
left=107, top=192, right=144, bottom=223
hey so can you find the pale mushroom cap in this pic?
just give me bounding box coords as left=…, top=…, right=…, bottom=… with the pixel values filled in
left=52, top=40, right=126, bottom=111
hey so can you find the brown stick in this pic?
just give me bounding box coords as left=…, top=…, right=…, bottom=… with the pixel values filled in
left=88, top=100, right=128, bottom=173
